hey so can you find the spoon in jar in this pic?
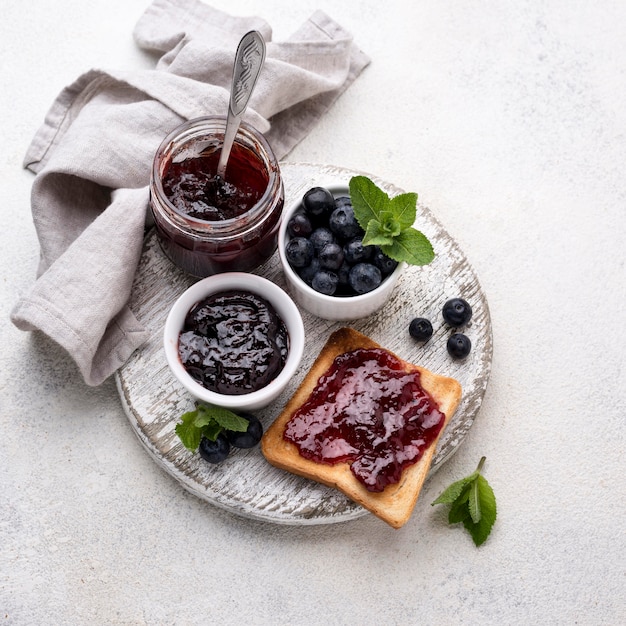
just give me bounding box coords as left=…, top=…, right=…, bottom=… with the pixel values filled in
left=216, top=30, right=266, bottom=180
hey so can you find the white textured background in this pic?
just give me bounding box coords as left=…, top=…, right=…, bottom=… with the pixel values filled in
left=2, top=1, right=625, bottom=624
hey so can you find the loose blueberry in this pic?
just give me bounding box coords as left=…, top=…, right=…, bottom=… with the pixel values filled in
left=285, top=237, right=314, bottom=268
left=372, top=248, right=399, bottom=275
left=226, top=413, right=263, bottom=449
left=199, top=433, right=230, bottom=464
left=447, top=333, right=472, bottom=359
left=309, top=227, right=336, bottom=254
left=348, top=263, right=382, bottom=294
left=287, top=212, right=313, bottom=238
left=318, top=242, right=345, bottom=271
left=298, top=257, right=321, bottom=285
left=442, top=298, right=473, bottom=327
left=312, top=270, right=339, bottom=295
left=409, top=317, right=433, bottom=342
left=329, top=204, right=363, bottom=241
left=303, top=187, right=335, bottom=220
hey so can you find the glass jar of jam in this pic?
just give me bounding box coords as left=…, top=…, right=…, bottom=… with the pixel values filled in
left=149, top=116, right=284, bottom=277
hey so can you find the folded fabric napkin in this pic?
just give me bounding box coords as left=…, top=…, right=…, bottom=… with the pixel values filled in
left=11, top=0, right=370, bottom=386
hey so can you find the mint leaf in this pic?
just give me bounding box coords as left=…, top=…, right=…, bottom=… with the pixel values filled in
left=389, top=192, right=417, bottom=230
left=350, top=175, right=389, bottom=228
left=379, top=228, right=435, bottom=266
left=431, top=473, right=477, bottom=506
left=193, top=404, right=218, bottom=428
left=363, top=219, right=395, bottom=247
left=199, top=420, right=223, bottom=442
left=175, top=403, right=248, bottom=451
left=469, top=479, right=481, bottom=523
left=448, top=485, right=472, bottom=524
left=175, top=409, right=203, bottom=451
left=464, top=475, right=497, bottom=546
left=378, top=211, right=402, bottom=238
left=201, top=405, right=249, bottom=432
left=432, top=457, right=497, bottom=547
left=195, top=404, right=249, bottom=432
left=348, top=176, right=435, bottom=267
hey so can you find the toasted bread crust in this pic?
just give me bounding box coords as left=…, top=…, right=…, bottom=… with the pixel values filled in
left=261, top=327, right=462, bottom=528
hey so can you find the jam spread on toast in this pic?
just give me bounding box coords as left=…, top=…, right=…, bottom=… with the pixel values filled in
left=283, top=348, right=445, bottom=492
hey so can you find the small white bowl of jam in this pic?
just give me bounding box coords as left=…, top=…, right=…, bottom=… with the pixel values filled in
left=278, top=184, right=404, bottom=321
left=164, top=273, right=305, bottom=411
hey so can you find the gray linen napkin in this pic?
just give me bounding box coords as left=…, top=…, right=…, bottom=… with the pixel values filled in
left=11, top=0, right=370, bottom=386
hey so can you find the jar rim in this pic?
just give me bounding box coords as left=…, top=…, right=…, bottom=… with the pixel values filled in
left=151, top=116, right=281, bottom=236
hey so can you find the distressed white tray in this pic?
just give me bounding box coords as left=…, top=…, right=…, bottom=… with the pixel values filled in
left=115, top=162, right=493, bottom=525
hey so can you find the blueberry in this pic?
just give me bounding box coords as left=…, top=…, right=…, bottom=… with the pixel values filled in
left=318, top=242, right=344, bottom=271
left=372, top=248, right=399, bottom=275
left=348, top=263, right=382, bottom=294
left=343, top=238, right=373, bottom=264
left=337, top=261, right=351, bottom=287
left=309, top=227, right=335, bottom=254
left=226, top=413, right=263, bottom=449
left=312, top=270, right=339, bottom=295
left=285, top=236, right=314, bottom=268
left=298, top=257, right=321, bottom=285
left=409, top=317, right=433, bottom=342
left=442, top=298, right=473, bottom=327
left=447, top=333, right=472, bottom=359
left=287, top=212, right=313, bottom=238
left=303, top=187, right=335, bottom=220
left=199, top=433, right=230, bottom=464
left=329, top=204, right=362, bottom=241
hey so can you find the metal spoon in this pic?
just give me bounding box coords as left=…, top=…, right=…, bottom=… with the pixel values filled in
left=216, top=30, right=266, bottom=180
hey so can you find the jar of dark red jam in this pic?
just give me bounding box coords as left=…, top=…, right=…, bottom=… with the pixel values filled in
left=150, top=116, right=284, bottom=277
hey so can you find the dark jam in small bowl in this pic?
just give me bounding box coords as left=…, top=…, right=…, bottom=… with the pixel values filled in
left=150, top=116, right=284, bottom=277
left=179, top=289, right=289, bottom=396
left=163, top=273, right=305, bottom=412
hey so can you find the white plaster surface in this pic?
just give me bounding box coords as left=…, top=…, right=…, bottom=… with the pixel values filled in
left=2, top=1, right=625, bottom=624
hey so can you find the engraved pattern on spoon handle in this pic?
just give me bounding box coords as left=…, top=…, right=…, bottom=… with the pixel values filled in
left=217, top=31, right=266, bottom=179
left=231, top=32, right=266, bottom=116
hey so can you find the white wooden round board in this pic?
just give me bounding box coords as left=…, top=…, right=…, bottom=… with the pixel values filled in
left=115, top=162, right=493, bottom=526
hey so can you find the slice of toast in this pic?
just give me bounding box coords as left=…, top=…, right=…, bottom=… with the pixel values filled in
left=261, top=327, right=462, bottom=528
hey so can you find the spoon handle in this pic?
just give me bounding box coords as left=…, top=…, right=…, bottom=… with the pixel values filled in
left=217, top=31, right=266, bottom=179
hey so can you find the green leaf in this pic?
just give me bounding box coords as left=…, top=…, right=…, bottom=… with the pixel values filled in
left=380, top=228, right=435, bottom=266
left=350, top=175, right=389, bottom=230
left=468, top=479, right=481, bottom=524
left=448, top=485, right=472, bottom=524
left=389, top=192, right=417, bottom=230
left=378, top=211, right=402, bottom=238
left=196, top=404, right=248, bottom=432
left=463, top=475, right=497, bottom=546
left=363, top=219, right=395, bottom=247
left=431, top=473, right=477, bottom=506
left=175, top=409, right=203, bottom=451
left=348, top=175, right=435, bottom=268
left=174, top=403, right=249, bottom=451
left=200, top=421, right=223, bottom=442
left=431, top=457, right=497, bottom=547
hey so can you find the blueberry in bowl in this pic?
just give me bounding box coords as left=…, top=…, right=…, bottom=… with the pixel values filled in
left=278, top=184, right=405, bottom=321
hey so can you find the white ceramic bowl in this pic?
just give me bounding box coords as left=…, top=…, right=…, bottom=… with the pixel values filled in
left=164, top=272, right=305, bottom=411
left=278, top=184, right=405, bottom=321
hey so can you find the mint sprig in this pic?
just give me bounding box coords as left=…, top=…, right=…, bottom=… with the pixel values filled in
left=431, top=456, right=497, bottom=546
left=349, top=176, right=435, bottom=266
left=175, top=403, right=249, bottom=452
